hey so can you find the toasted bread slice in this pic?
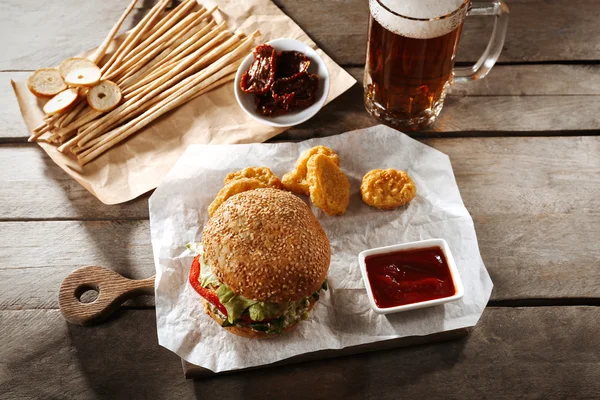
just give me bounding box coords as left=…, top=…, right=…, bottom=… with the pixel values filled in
left=42, top=88, right=79, bottom=115
left=86, top=80, right=122, bottom=112
left=64, top=64, right=101, bottom=87
left=59, top=57, right=96, bottom=79
left=27, top=68, right=67, bottom=98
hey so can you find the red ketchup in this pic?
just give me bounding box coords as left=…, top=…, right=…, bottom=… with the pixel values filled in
left=365, top=247, right=456, bottom=308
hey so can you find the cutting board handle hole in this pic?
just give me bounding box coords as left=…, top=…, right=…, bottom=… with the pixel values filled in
left=75, top=284, right=99, bottom=304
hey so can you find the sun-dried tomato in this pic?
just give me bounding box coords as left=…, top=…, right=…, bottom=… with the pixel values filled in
left=276, top=51, right=310, bottom=79
left=241, top=44, right=321, bottom=117
left=240, top=44, right=277, bottom=95
left=272, top=72, right=319, bottom=109
left=255, top=93, right=290, bottom=117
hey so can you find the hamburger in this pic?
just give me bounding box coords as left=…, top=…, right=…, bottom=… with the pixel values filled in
left=188, top=188, right=330, bottom=338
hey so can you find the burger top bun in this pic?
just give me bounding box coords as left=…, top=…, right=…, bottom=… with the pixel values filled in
left=202, top=188, right=330, bottom=303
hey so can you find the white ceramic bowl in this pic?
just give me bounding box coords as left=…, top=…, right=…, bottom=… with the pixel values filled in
left=234, top=38, right=330, bottom=127
left=358, top=239, right=465, bottom=315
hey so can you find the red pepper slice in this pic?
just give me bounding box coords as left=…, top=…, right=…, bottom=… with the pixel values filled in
left=189, top=256, right=228, bottom=316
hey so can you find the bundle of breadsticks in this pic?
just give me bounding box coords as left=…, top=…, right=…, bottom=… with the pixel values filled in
left=27, top=0, right=259, bottom=166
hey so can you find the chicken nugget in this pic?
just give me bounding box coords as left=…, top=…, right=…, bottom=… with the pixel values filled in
left=281, top=171, right=308, bottom=195
left=282, top=145, right=340, bottom=195
left=360, top=169, right=416, bottom=210
left=224, top=166, right=283, bottom=189
left=208, top=178, right=269, bottom=217
left=306, top=154, right=350, bottom=216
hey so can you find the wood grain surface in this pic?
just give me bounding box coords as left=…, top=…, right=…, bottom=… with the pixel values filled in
left=2, top=135, right=598, bottom=220
left=3, top=0, right=599, bottom=69
left=0, top=135, right=598, bottom=311
left=4, top=65, right=600, bottom=141
left=273, top=0, right=600, bottom=65
left=1, top=0, right=599, bottom=397
left=1, top=307, right=599, bottom=399
left=1, top=214, right=599, bottom=309
left=58, top=266, right=155, bottom=326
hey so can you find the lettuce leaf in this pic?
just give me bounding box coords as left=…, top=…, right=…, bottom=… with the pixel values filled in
left=199, top=254, right=220, bottom=288
left=186, top=242, right=203, bottom=256
left=248, top=302, right=288, bottom=322
left=215, top=285, right=258, bottom=323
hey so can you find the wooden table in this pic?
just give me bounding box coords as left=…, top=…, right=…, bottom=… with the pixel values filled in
left=1, top=1, right=599, bottom=398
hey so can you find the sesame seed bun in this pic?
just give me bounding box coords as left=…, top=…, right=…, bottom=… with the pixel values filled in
left=201, top=297, right=316, bottom=339
left=202, top=188, right=330, bottom=303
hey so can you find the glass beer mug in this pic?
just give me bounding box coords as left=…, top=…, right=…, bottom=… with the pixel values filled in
left=364, top=0, right=509, bottom=129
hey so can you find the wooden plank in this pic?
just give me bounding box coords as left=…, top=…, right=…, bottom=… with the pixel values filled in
left=274, top=0, right=600, bottom=65
left=0, top=144, right=149, bottom=220
left=1, top=307, right=599, bottom=398
left=449, top=64, right=600, bottom=96
left=183, top=329, right=469, bottom=378
left=284, top=85, right=600, bottom=138
left=4, top=66, right=600, bottom=143
left=0, top=221, right=155, bottom=310
left=0, top=0, right=156, bottom=70
left=345, top=65, right=600, bottom=96
left=2, top=135, right=599, bottom=220
left=1, top=211, right=599, bottom=309
left=0, top=72, right=30, bottom=141
left=3, top=0, right=600, bottom=70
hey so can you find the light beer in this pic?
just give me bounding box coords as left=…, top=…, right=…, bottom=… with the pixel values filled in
left=364, top=0, right=469, bottom=129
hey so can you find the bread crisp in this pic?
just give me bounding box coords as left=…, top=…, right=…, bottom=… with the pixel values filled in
left=43, top=88, right=79, bottom=115
left=64, top=64, right=101, bottom=87
left=87, top=80, right=122, bottom=112
left=59, top=57, right=97, bottom=80
left=27, top=68, right=67, bottom=98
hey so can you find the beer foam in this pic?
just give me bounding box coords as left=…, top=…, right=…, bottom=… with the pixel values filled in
left=370, top=0, right=467, bottom=39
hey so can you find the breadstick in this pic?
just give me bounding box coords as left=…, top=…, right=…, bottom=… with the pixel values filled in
left=78, top=72, right=236, bottom=154
left=77, top=45, right=238, bottom=149
left=44, top=113, right=60, bottom=126
left=151, top=20, right=226, bottom=73
left=79, top=69, right=238, bottom=163
left=60, top=100, right=87, bottom=128
left=79, top=50, right=246, bottom=154
left=54, top=111, right=71, bottom=128
left=78, top=32, right=259, bottom=165
left=52, top=109, right=102, bottom=139
left=92, top=0, right=138, bottom=64
left=33, top=123, right=48, bottom=133
left=36, top=132, right=54, bottom=144
left=76, top=33, right=240, bottom=145
left=28, top=124, right=51, bottom=142
left=102, top=0, right=170, bottom=77
left=119, top=19, right=214, bottom=87
left=127, top=22, right=228, bottom=92
left=123, top=29, right=232, bottom=97
left=109, top=10, right=205, bottom=82
left=118, top=1, right=201, bottom=67
left=144, top=0, right=194, bottom=39
left=116, top=20, right=211, bottom=88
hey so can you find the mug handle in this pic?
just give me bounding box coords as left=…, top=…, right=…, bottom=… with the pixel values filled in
left=454, top=1, right=510, bottom=83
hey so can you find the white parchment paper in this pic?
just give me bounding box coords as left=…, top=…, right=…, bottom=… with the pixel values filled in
left=149, top=125, right=493, bottom=372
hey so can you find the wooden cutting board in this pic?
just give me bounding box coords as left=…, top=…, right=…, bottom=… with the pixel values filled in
left=59, top=265, right=469, bottom=378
